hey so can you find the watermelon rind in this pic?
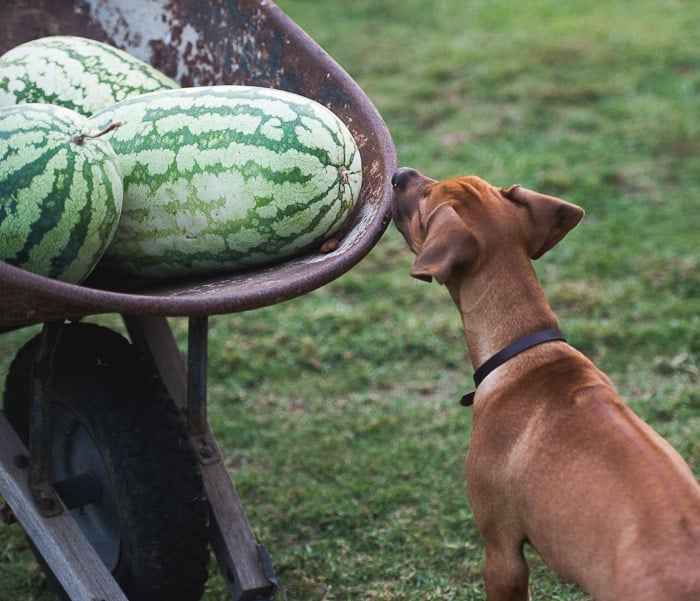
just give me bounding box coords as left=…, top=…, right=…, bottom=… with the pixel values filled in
left=0, top=103, right=124, bottom=284
left=91, top=85, right=362, bottom=278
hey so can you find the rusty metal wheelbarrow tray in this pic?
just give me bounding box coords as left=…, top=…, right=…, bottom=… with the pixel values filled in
left=0, top=0, right=396, bottom=332
left=0, top=1, right=397, bottom=600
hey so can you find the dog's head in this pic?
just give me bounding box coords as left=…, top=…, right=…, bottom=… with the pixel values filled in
left=391, top=168, right=585, bottom=285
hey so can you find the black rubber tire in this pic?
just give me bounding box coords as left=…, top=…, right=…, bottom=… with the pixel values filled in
left=3, top=322, right=210, bottom=601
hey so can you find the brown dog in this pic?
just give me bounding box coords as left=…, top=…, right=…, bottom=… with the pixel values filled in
left=391, top=167, right=700, bottom=601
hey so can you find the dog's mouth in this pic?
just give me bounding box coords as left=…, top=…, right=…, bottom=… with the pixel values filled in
left=390, top=195, right=418, bottom=251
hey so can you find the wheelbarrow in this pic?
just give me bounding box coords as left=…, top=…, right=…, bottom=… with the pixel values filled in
left=0, top=1, right=397, bottom=599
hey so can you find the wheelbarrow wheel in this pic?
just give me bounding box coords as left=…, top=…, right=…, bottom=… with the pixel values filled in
left=3, top=322, right=210, bottom=601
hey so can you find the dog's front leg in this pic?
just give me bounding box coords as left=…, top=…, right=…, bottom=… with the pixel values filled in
left=482, top=542, right=530, bottom=601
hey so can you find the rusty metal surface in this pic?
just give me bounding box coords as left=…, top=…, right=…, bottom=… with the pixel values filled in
left=0, top=0, right=397, bottom=330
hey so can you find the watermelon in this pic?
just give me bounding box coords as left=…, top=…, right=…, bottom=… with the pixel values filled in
left=0, top=35, right=179, bottom=116
left=0, top=103, right=123, bottom=284
left=91, top=85, right=362, bottom=278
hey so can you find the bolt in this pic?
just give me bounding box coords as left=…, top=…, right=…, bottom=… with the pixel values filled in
left=13, top=455, right=28, bottom=469
left=38, top=495, right=56, bottom=512
left=199, top=444, right=214, bottom=460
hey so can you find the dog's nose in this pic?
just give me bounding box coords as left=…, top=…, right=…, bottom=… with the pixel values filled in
left=391, top=167, right=420, bottom=190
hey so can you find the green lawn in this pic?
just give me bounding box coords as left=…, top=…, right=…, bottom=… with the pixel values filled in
left=1, top=1, right=699, bottom=599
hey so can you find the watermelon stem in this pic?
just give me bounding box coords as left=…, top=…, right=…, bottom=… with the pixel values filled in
left=72, top=122, right=123, bottom=145
left=339, top=166, right=350, bottom=184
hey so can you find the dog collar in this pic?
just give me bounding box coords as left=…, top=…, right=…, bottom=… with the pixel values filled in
left=460, top=328, right=566, bottom=407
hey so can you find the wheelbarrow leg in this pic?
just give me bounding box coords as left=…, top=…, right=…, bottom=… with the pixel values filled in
left=27, top=320, right=63, bottom=517
left=123, top=315, right=277, bottom=601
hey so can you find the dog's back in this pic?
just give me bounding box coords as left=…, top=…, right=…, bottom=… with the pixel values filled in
left=468, top=346, right=700, bottom=601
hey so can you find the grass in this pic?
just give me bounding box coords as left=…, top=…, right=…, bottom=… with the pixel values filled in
left=1, top=0, right=699, bottom=599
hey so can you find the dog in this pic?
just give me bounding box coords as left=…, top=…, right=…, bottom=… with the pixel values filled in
left=391, top=167, right=700, bottom=601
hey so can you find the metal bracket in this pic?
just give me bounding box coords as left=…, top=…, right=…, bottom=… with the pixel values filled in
left=187, top=316, right=222, bottom=465
left=187, top=316, right=209, bottom=436
left=28, top=320, right=64, bottom=517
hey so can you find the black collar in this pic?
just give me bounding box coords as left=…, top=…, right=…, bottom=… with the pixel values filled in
left=460, top=328, right=566, bottom=407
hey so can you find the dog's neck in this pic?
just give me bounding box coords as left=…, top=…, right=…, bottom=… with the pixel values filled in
left=446, top=258, right=560, bottom=371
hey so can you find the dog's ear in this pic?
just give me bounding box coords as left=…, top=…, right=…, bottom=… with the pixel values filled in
left=411, top=204, right=479, bottom=284
left=502, top=185, right=585, bottom=259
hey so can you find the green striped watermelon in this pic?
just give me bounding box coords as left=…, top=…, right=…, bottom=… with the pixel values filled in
left=0, top=36, right=178, bottom=116
left=91, top=85, right=362, bottom=278
left=0, top=103, right=123, bottom=283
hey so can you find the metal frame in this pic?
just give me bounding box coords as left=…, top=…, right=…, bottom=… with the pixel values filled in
left=1, top=316, right=278, bottom=600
